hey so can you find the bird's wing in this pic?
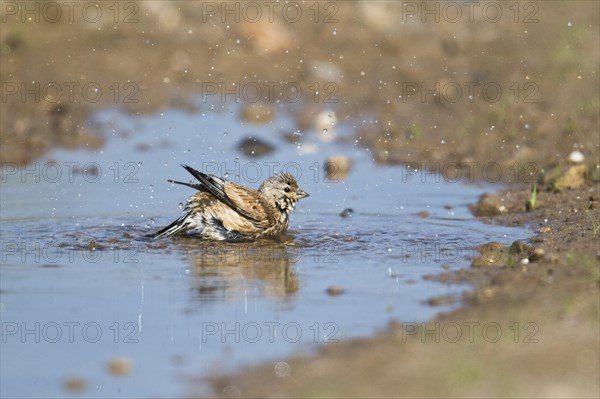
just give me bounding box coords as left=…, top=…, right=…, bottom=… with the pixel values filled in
left=222, top=183, right=271, bottom=222
left=181, top=164, right=270, bottom=223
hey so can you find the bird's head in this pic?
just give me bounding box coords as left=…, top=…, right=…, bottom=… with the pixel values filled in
left=259, top=173, right=309, bottom=213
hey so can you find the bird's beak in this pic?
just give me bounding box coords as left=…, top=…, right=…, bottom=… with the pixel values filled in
left=297, top=190, right=309, bottom=199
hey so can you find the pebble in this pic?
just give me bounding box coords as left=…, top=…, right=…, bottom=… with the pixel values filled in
left=510, top=240, right=529, bottom=254
left=64, top=377, right=86, bottom=393
left=325, top=155, right=352, bottom=180
left=554, top=164, right=589, bottom=190
left=529, top=247, right=545, bottom=262
left=107, top=357, right=133, bottom=376
left=469, top=193, right=508, bottom=217
left=426, top=294, right=456, bottom=306
left=326, top=286, right=345, bottom=296
left=340, top=208, right=354, bottom=218
left=274, top=361, right=291, bottom=378
left=472, top=242, right=507, bottom=267
left=236, top=137, right=275, bottom=158
left=568, top=150, right=585, bottom=163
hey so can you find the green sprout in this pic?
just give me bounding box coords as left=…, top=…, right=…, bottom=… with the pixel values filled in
left=527, top=183, right=537, bottom=211
left=507, top=245, right=515, bottom=268
left=584, top=208, right=598, bottom=236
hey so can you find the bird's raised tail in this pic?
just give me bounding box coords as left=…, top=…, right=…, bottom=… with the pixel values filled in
left=167, top=179, right=203, bottom=191
left=150, top=215, right=191, bottom=239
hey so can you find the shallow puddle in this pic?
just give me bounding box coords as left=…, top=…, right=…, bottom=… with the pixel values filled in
left=1, top=106, right=528, bottom=398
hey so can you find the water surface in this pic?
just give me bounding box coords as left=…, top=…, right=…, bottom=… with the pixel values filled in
left=0, top=106, right=528, bottom=398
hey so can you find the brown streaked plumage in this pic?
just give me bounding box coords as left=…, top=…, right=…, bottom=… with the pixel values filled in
left=151, top=164, right=309, bottom=241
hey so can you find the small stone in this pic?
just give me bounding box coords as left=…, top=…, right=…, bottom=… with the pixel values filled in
left=64, top=377, right=86, bottom=393
left=528, top=247, right=545, bottom=262
left=538, top=226, right=552, bottom=233
left=472, top=242, right=507, bottom=267
left=510, top=240, right=529, bottom=254
left=274, top=361, right=291, bottom=378
left=426, top=294, right=456, bottom=306
left=417, top=211, right=430, bottom=218
left=84, top=164, right=98, bottom=177
left=340, top=208, right=354, bottom=218
left=568, top=150, right=584, bottom=163
left=326, top=286, right=345, bottom=296
left=107, top=357, right=132, bottom=376
left=554, top=164, right=589, bottom=190
left=236, top=137, right=275, bottom=158
left=136, top=143, right=151, bottom=152
left=325, top=155, right=352, bottom=180
left=470, top=193, right=508, bottom=217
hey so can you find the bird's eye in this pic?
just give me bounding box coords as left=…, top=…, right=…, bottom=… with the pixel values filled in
left=284, top=187, right=291, bottom=193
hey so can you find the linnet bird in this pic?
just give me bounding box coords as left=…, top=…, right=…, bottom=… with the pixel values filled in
left=151, top=164, right=309, bottom=241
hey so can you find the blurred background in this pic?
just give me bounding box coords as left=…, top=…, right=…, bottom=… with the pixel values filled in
left=1, top=1, right=598, bottom=177
left=1, top=1, right=599, bottom=398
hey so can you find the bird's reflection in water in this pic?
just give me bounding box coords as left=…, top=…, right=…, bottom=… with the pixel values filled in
left=179, top=235, right=301, bottom=303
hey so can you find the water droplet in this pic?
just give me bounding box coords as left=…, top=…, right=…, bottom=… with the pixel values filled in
left=178, top=202, right=184, bottom=209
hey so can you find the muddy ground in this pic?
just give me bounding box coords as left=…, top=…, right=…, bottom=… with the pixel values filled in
left=1, top=1, right=599, bottom=398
